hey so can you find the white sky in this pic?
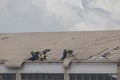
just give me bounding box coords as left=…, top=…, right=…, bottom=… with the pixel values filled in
left=0, top=0, right=120, bottom=33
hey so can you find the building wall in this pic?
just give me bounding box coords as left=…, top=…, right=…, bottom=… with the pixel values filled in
left=0, top=62, right=117, bottom=80
left=0, top=62, right=115, bottom=74
left=69, top=63, right=117, bottom=74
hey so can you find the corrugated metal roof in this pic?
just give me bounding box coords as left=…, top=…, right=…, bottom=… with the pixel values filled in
left=0, top=30, right=120, bottom=68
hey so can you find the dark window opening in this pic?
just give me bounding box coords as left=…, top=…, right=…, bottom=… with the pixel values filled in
left=0, top=74, right=16, bottom=80
left=70, top=74, right=117, bottom=80
left=21, top=73, right=64, bottom=80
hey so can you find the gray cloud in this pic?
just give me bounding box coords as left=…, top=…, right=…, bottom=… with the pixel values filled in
left=0, top=0, right=120, bottom=33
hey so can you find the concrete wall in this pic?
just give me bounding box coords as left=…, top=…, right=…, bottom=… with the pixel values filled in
left=69, top=63, right=117, bottom=74
left=0, top=62, right=117, bottom=74
left=0, top=62, right=117, bottom=80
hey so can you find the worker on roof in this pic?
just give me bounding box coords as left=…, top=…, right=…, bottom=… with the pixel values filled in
left=61, top=49, right=74, bottom=60
left=40, top=51, right=47, bottom=61
left=39, top=49, right=51, bottom=61
left=31, top=49, right=39, bottom=61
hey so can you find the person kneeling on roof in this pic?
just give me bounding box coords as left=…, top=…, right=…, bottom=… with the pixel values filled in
left=31, top=49, right=39, bottom=61
left=39, top=49, right=51, bottom=61
left=40, top=51, right=47, bottom=61
left=61, top=49, right=74, bottom=60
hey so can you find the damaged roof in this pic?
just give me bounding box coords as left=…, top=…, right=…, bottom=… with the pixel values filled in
left=0, top=30, right=120, bottom=68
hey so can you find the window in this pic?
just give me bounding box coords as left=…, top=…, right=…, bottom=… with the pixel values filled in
left=104, top=74, right=111, bottom=80
left=70, top=74, right=75, bottom=80
left=34, top=74, right=39, bottom=80
left=76, top=74, right=82, bottom=80
left=84, top=74, right=89, bottom=80
left=98, top=74, right=104, bottom=80
left=91, top=74, right=97, bottom=80
left=0, top=74, right=16, bottom=80
left=47, top=74, right=52, bottom=80
left=21, top=73, right=64, bottom=80
left=70, top=74, right=117, bottom=80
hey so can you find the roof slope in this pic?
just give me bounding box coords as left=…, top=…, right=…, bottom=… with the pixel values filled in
left=0, top=30, right=120, bottom=68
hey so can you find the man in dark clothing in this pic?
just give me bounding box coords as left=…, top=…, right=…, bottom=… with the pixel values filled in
left=31, top=50, right=39, bottom=61
left=61, top=49, right=74, bottom=60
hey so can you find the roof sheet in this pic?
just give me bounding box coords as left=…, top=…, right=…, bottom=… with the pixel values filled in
left=0, top=30, right=120, bottom=68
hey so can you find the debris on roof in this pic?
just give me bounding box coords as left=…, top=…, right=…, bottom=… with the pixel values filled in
left=1, top=36, right=9, bottom=40
left=72, top=37, right=75, bottom=39
left=87, top=46, right=120, bottom=61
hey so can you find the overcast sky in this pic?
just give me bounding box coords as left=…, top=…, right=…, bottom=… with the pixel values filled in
left=0, top=0, right=120, bottom=33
